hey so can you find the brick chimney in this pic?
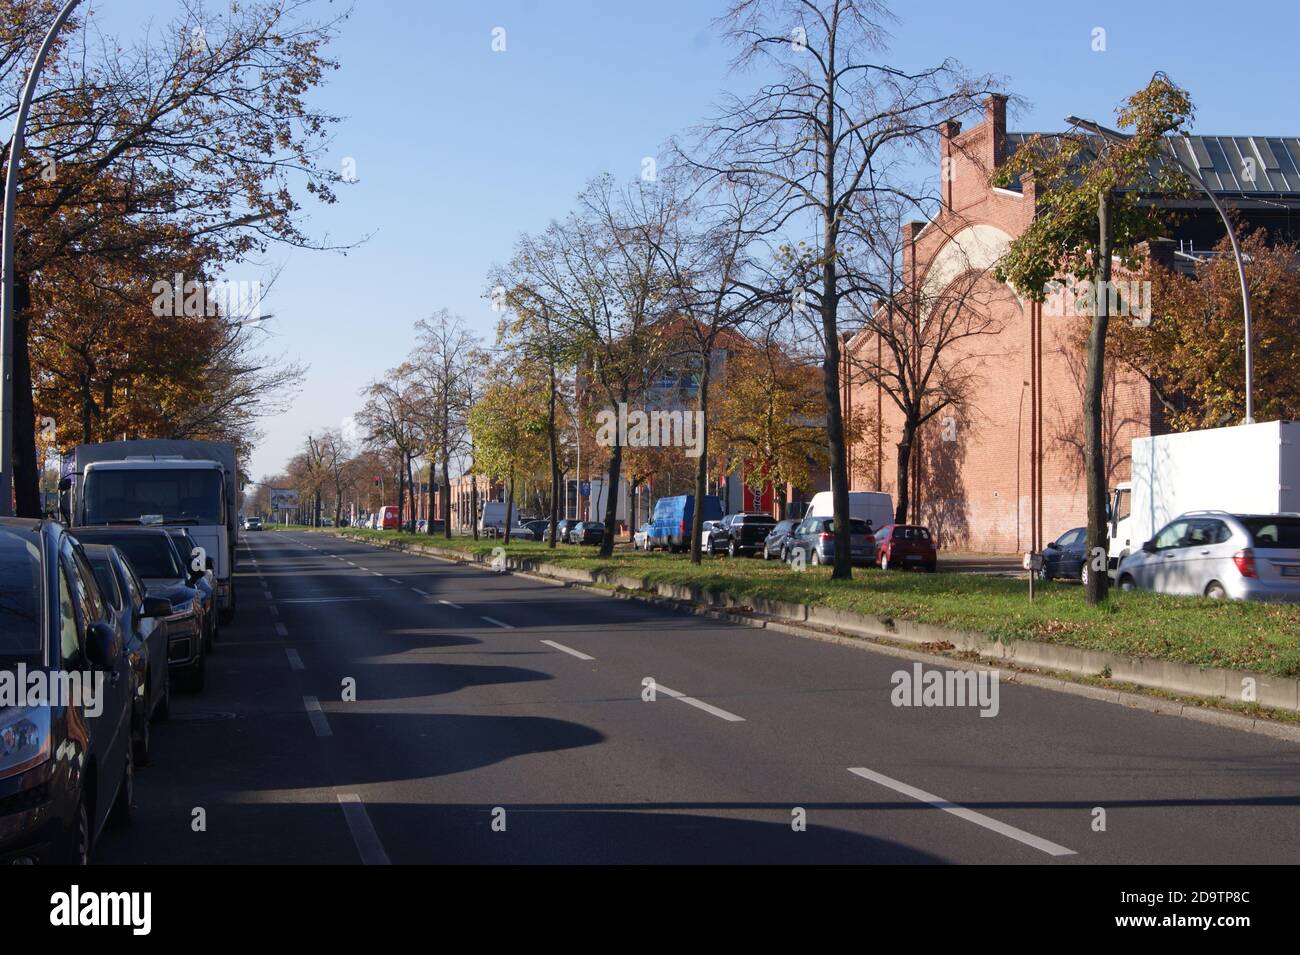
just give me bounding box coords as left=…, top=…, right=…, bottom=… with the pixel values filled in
left=939, top=119, right=962, bottom=212
left=985, top=93, right=1008, bottom=170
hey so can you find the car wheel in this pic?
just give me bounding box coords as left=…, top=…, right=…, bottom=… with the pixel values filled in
left=219, top=586, right=235, bottom=625
left=204, top=617, right=214, bottom=655
left=1038, top=564, right=1050, bottom=582
left=810, top=550, right=822, bottom=566
left=110, top=744, right=133, bottom=827
left=879, top=553, right=889, bottom=571
left=1205, top=581, right=1227, bottom=599
left=155, top=667, right=171, bottom=721
left=133, top=697, right=151, bottom=766
left=1119, top=574, right=1136, bottom=592
left=1079, top=564, right=1089, bottom=587
left=187, top=652, right=207, bottom=693
left=68, top=790, right=91, bottom=864
left=728, top=541, right=737, bottom=558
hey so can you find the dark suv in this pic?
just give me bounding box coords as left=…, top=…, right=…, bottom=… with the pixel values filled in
left=0, top=518, right=139, bottom=864
left=710, top=512, right=777, bottom=557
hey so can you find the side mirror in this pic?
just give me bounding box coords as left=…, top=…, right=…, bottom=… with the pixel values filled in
left=1044, top=541, right=1059, bottom=550
left=58, top=476, right=71, bottom=491
left=84, top=621, right=119, bottom=671
left=1142, top=539, right=1157, bottom=554
left=142, top=596, right=174, bottom=618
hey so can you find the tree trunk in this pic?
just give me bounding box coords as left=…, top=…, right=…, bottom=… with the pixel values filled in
left=395, top=461, right=406, bottom=533
left=440, top=450, right=451, bottom=539
left=470, top=468, right=480, bottom=541
left=689, top=349, right=712, bottom=565
left=894, top=419, right=917, bottom=524
left=80, top=373, right=94, bottom=443
left=1084, top=192, right=1113, bottom=605
left=547, top=359, right=560, bottom=549
left=404, top=451, right=415, bottom=532
left=600, top=440, right=622, bottom=558
left=821, top=280, right=852, bottom=579
left=504, top=471, right=515, bottom=545
left=12, top=308, right=39, bottom=518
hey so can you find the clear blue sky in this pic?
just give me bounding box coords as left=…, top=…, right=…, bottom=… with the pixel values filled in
left=206, top=0, right=1297, bottom=479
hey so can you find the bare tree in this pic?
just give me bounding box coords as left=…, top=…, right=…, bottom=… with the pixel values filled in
left=410, top=312, right=480, bottom=538
left=846, top=195, right=1006, bottom=523
left=694, top=0, right=997, bottom=577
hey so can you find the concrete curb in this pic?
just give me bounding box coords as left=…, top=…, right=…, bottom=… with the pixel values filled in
left=328, top=530, right=1300, bottom=742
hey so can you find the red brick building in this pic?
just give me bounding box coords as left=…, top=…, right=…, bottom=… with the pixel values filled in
left=843, top=95, right=1300, bottom=553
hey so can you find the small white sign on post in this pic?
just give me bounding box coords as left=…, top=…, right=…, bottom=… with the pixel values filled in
left=1022, top=552, right=1042, bottom=571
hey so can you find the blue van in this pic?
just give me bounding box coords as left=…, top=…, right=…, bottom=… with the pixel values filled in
left=647, top=495, right=724, bottom=552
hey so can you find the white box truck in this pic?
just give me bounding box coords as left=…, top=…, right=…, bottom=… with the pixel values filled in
left=65, top=440, right=240, bottom=622
left=1108, top=421, right=1300, bottom=573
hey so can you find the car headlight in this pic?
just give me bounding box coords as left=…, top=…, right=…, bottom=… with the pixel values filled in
left=0, top=706, right=51, bottom=780
left=167, top=599, right=195, bottom=618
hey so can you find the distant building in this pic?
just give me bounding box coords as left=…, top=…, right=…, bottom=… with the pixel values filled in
left=845, top=94, right=1300, bottom=552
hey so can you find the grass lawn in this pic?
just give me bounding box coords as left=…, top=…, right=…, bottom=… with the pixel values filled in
left=318, top=527, right=1300, bottom=678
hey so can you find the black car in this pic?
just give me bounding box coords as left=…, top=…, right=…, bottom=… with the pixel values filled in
left=569, top=521, right=605, bottom=545
left=69, top=526, right=209, bottom=692
left=0, top=518, right=137, bottom=864
left=762, top=519, right=799, bottom=560
left=522, top=519, right=550, bottom=541
left=1042, top=526, right=1088, bottom=582
left=84, top=544, right=174, bottom=765
left=711, top=512, right=777, bottom=557
left=168, top=528, right=218, bottom=652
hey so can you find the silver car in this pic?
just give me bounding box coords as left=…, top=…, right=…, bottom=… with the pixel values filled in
left=1116, top=511, right=1300, bottom=601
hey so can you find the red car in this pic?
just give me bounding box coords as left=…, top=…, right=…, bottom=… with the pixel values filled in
left=874, top=524, right=937, bottom=572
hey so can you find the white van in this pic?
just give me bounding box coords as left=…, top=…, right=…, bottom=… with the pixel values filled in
left=479, top=501, right=519, bottom=536
left=805, top=491, right=894, bottom=532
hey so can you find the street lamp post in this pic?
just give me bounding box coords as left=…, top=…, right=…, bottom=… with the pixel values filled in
left=0, top=0, right=83, bottom=516
left=1066, top=115, right=1255, bottom=423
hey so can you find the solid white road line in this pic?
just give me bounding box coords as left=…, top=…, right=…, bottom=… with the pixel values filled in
left=303, top=696, right=332, bottom=737
left=846, top=767, right=1076, bottom=858
left=439, top=599, right=463, bottom=610
left=654, top=683, right=745, bottom=722
left=267, top=604, right=279, bottom=616
left=540, top=639, right=595, bottom=661
left=481, top=615, right=513, bottom=629
left=411, top=588, right=430, bottom=597
left=371, top=571, right=383, bottom=577
left=336, top=794, right=391, bottom=865
left=275, top=622, right=288, bottom=637
left=285, top=648, right=304, bottom=671
left=388, top=578, right=403, bottom=584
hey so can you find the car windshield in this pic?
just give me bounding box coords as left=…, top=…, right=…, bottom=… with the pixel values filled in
left=76, top=532, right=183, bottom=579
left=1240, top=517, right=1300, bottom=549
left=83, top=467, right=224, bottom=525
left=0, top=528, right=42, bottom=660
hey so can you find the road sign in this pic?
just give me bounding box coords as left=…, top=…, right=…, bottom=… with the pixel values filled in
left=580, top=481, right=590, bottom=497
left=270, top=488, right=299, bottom=510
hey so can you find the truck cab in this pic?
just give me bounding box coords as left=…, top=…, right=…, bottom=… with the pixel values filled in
left=69, top=441, right=239, bottom=623
left=1108, top=481, right=1133, bottom=574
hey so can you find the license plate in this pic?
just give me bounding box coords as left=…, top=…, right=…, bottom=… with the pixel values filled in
left=1282, top=566, right=1300, bottom=577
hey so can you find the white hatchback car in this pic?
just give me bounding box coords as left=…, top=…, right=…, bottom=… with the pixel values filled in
left=1116, top=511, right=1300, bottom=601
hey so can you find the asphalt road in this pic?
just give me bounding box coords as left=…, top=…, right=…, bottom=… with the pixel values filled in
left=95, top=530, right=1300, bottom=864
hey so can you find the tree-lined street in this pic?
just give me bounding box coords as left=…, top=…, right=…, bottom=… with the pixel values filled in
left=95, top=532, right=1300, bottom=864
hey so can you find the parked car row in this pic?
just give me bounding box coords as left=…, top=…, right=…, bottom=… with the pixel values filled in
left=0, top=517, right=221, bottom=865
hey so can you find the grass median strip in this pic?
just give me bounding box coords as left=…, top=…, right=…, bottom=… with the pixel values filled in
left=327, top=528, right=1300, bottom=679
